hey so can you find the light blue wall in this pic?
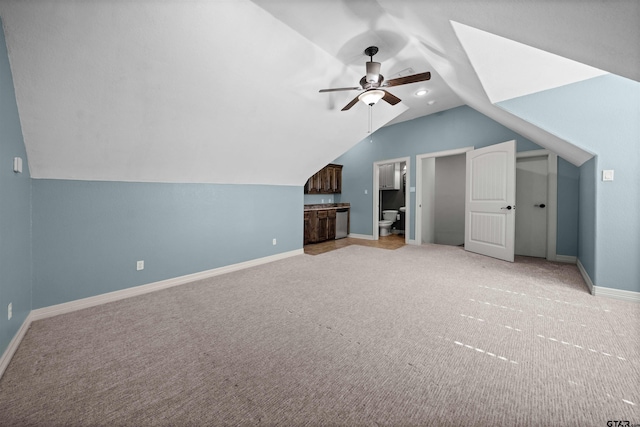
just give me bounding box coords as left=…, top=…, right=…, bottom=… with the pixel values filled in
left=556, top=158, right=580, bottom=257
left=32, top=181, right=302, bottom=308
left=0, top=12, right=305, bottom=354
left=334, top=105, right=580, bottom=256
left=0, top=19, right=32, bottom=357
left=499, top=74, right=640, bottom=292
left=578, top=157, right=597, bottom=282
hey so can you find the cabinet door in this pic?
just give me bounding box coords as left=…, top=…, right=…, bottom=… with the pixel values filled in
left=379, top=163, right=400, bottom=190
left=314, top=172, right=323, bottom=193
left=327, top=209, right=336, bottom=240
left=379, top=164, right=389, bottom=189
left=332, top=165, right=342, bottom=193
left=316, top=210, right=329, bottom=242
left=308, top=210, right=319, bottom=243
left=321, top=167, right=331, bottom=193
left=303, top=211, right=312, bottom=245
left=324, top=166, right=335, bottom=193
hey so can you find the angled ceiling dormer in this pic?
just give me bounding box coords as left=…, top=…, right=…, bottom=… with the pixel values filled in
left=451, top=21, right=608, bottom=105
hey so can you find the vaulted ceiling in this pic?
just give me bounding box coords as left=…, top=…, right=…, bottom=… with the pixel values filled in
left=0, top=1, right=638, bottom=185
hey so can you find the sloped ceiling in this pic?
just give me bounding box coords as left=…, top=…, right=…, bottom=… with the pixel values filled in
left=0, top=0, right=638, bottom=185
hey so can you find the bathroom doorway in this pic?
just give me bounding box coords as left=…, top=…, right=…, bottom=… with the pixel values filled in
left=373, top=156, right=410, bottom=242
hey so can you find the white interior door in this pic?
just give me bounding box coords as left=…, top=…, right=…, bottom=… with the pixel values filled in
left=515, top=156, right=548, bottom=257
left=465, top=140, right=516, bottom=262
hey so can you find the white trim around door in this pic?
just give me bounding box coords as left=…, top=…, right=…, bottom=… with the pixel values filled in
left=516, top=150, right=558, bottom=261
left=415, top=147, right=474, bottom=246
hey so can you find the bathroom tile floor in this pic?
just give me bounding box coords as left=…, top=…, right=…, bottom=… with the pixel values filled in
left=304, top=234, right=406, bottom=256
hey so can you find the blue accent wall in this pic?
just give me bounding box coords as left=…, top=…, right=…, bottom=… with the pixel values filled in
left=32, top=181, right=302, bottom=308
left=334, top=106, right=579, bottom=254
left=578, top=157, right=597, bottom=282
left=499, top=74, right=640, bottom=292
left=0, top=19, right=32, bottom=357
left=556, top=158, right=580, bottom=257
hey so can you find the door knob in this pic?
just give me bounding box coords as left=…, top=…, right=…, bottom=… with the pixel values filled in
left=534, top=203, right=546, bottom=208
left=500, top=205, right=513, bottom=210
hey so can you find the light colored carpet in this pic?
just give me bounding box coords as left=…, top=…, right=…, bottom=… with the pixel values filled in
left=0, top=244, right=638, bottom=426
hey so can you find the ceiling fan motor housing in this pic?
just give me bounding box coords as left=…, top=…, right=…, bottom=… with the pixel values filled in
left=366, top=61, right=381, bottom=84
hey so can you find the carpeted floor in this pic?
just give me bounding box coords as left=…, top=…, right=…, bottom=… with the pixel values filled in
left=0, top=244, right=638, bottom=426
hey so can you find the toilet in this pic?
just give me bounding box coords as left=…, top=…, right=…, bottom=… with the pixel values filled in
left=379, top=210, right=398, bottom=237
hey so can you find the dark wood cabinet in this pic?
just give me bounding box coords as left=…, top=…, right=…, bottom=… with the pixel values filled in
left=305, top=164, right=343, bottom=194
left=327, top=209, right=336, bottom=240
left=303, top=211, right=312, bottom=245
left=305, top=208, right=339, bottom=243
left=316, top=210, right=328, bottom=242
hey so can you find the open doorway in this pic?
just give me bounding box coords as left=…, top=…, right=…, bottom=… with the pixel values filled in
left=416, top=146, right=559, bottom=260
left=373, top=156, right=410, bottom=242
left=515, top=150, right=558, bottom=259
left=416, top=147, right=472, bottom=246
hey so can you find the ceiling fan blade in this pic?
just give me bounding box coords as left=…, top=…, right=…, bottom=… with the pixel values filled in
left=319, top=86, right=361, bottom=93
left=341, top=95, right=361, bottom=111
left=382, top=90, right=401, bottom=105
left=383, top=71, right=431, bottom=87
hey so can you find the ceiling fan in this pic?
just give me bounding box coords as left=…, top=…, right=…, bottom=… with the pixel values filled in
left=319, top=46, right=431, bottom=111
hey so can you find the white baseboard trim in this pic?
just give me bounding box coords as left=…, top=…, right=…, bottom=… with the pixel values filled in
left=348, top=233, right=375, bottom=240
left=576, top=258, right=639, bottom=302
left=0, top=312, right=34, bottom=379
left=1, top=249, right=303, bottom=380
left=577, top=258, right=595, bottom=295
left=408, top=239, right=419, bottom=245
left=553, top=255, right=577, bottom=264
left=593, top=286, right=640, bottom=303
left=31, top=248, right=303, bottom=322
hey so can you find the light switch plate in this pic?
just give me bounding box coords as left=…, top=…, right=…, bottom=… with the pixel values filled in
left=13, top=157, right=22, bottom=173
left=602, top=170, right=614, bottom=181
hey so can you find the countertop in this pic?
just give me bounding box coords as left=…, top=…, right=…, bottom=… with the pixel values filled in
left=304, top=203, right=350, bottom=211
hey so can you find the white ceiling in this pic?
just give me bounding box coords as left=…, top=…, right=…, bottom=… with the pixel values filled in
left=0, top=0, right=638, bottom=185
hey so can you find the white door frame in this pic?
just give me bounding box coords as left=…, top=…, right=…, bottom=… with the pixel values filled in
left=516, top=149, right=558, bottom=261
left=373, top=156, right=410, bottom=242
left=415, top=147, right=474, bottom=245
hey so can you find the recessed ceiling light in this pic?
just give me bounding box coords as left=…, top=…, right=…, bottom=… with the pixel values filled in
left=415, top=89, right=428, bottom=97
left=427, top=100, right=436, bottom=105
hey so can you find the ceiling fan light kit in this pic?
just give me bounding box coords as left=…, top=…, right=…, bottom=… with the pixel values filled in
left=359, top=89, right=385, bottom=106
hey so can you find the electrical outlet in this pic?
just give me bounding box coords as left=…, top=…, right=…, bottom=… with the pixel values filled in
left=136, top=260, right=144, bottom=271
left=272, top=238, right=277, bottom=246
left=8, top=303, right=12, bottom=320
